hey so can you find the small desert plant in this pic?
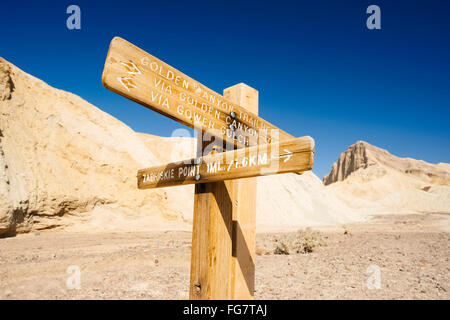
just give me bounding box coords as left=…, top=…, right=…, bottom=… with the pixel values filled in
left=257, top=229, right=326, bottom=255
left=274, top=241, right=290, bottom=255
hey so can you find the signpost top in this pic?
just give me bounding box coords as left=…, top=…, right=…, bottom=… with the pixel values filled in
left=102, top=37, right=294, bottom=148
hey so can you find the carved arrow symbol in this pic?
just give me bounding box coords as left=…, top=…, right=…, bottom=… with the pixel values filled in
left=117, top=77, right=137, bottom=92
left=120, top=61, right=142, bottom=75
left=281, top=149, right=293, bottom=162
left=272, top=149, right=293, bottom=162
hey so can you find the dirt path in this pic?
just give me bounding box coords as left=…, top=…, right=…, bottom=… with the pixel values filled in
left=0, top=213, right=448, bottom=299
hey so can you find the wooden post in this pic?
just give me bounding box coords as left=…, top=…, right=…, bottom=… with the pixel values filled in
left=189, top=138, right=235, bottom=299
left=189, top=83, right=258, bottom=300
left=224, top=83, right=258, bottom=300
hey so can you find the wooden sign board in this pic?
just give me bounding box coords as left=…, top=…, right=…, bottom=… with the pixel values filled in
left=102, top=37, right=294, bottom=147
left=137, top=136, right=314, bottom=189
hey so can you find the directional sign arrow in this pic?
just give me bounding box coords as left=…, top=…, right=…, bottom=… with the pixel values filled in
left=117, top=76, right=137, bottom=92
left=137, top=136, right=314, bottom=189
left=273, top=149, right=294, bottom=163
left=120, top=61, right=142, bottom=75
left=282, top=149, right=293, bottom=162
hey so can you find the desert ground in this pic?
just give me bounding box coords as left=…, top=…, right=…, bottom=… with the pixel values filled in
left=1, top=212, right=448, bottom=300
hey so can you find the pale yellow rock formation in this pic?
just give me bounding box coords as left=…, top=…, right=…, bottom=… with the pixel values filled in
left=324, top=141, right=450, bottom=186
left=325, top=141, right=450, bottom=213
left=0, top=58, right=192, bottom=236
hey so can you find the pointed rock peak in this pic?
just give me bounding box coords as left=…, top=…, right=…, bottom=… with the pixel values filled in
left=354, top=139, right=379, bottom=153
left=323, top=141, right=379, bottom=185
left=324, top=140, right=450, bottom=186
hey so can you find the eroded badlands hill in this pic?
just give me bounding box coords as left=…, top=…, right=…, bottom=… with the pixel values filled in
left=0, top=58, right=193, bottom=236
left=325, top=141, right=450, bottom=213
left=324, top=141, right=450, bottom=185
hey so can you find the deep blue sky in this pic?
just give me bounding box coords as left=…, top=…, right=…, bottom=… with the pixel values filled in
left=1, top=0, right=449, bottom=178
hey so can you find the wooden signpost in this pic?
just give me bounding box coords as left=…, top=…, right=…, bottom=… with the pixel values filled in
left=102, top=37, right=315, bottom=300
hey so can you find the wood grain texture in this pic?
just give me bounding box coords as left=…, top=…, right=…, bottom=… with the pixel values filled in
left=225, top=83, right=257, bottom=300
left=189, top=84, right=261, bottom=300
left=189, top=134, right=235, bottom=299
left=102, top=37, right=294, bottom=147
left=137, top=136, right=314, bottom=189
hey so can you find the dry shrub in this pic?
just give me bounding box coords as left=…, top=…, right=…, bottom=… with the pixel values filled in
left=257, top=229, right=326, bottom=255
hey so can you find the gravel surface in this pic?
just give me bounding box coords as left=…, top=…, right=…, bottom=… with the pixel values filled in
left=0, top=213, right=448, bottom=300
